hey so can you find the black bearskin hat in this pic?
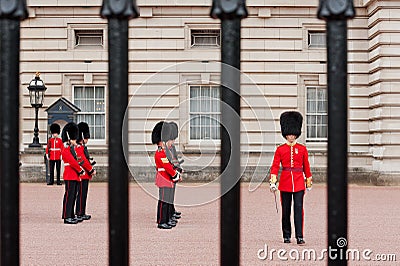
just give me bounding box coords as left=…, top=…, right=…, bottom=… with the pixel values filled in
left=152, top=121, right=164, bottom=144
left=169, top=122, right=178, bottom=140
left=161, top=122, right=173, bottom=142
left=280, top=111, right=303, bottom=139
left=152, top=121, right=175, bottom=144
left=77, top=122, right=90, bottom=142
left=50, top=123, right=60, bottom=134
left=61, top=122, right=79, bottom=142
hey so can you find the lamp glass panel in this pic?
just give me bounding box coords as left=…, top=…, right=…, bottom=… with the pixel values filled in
left=29, top=90, right=35, bottom=105
left=35, top=91, right=40, bottom=105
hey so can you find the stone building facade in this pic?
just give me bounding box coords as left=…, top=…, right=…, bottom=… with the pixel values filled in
left=19, top=0, right=400, bottom=184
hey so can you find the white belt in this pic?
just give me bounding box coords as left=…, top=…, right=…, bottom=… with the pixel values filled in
left=64, top=163, right=70, bottom=166
left=157, top=168, right=165, bottom=171
left=50, top=148, right=61, bottom=151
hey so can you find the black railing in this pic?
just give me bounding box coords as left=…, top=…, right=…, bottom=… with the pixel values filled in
left=0, top=1, right=28, bottom=265
left=211, top=1, right=248, bottom=265
left=318, top=1, right=355, bottom=265
left=101, top=1, right=139, bottom=265
left=0, top=1, right=357, bottom=265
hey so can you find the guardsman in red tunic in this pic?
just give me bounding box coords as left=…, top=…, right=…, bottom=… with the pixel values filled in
left=46, top=123, right=64, bottom=185
left=61, top=122, right=85, bottom=224
left=269, top=111, right=313, bottom=245
left=165, top=122, right=183, bottom=221
left=152, top=121, right=180, bottom=229
left=75, top=122, right=96, bottom=221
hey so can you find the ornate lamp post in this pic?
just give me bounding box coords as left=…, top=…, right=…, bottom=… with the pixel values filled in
left=27, top=72, right=47, bottom=148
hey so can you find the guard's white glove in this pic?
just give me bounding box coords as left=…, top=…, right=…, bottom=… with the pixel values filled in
left=172, top=172, right=180, bottom=182
left=269, top=174, right=278, bottom=193
left=270, top=182, right=277, bottom=192
left=306, top=177, right=313, bottom=191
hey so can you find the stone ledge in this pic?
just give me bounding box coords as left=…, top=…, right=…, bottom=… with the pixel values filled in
left=19, top=165, right=400, bottom=186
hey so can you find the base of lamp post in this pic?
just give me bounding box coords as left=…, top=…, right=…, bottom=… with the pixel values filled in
left=29, top=136, right=42, bottom=148
left=28, top=142, right=42, bottom=148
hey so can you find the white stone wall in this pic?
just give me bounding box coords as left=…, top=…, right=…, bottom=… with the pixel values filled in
left=18, top=1, right=400, bottom=179
left=365, top=0, right=400, bottom=174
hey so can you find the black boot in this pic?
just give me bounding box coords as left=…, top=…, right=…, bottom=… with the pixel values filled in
left=157, top=223, right=172, bottom=229
left=296, top=237, right=305, bottom=245
left=64, top=218, right=78, bottom=224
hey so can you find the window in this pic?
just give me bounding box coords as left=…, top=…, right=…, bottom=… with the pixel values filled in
left=74, top=86, right=106, bottom=140
left=189, top=85, right=220, bottom=140
left=306, top=87, right=327, bottom=141
left=74, top=29, right=104, bottom=47
left=308, top=31, right=326, bottom=48
left=190, top=29, right=221, bottom=48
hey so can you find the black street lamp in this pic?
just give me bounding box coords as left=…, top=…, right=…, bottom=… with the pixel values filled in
left=27, top=72, right=47, bottom=148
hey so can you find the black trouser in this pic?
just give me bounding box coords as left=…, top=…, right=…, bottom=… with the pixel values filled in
left=62, top=180, right=78, bottom=219
left=157, top=187, right=174, bottom=224
left=49, top=160, right=61, bottom=184
left=76, top=179, right=89, bottom=216
left=280, top=190, right=305, bottom=239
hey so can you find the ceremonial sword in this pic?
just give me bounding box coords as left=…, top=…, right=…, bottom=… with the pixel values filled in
left=273, top=191, right=278, bottom=213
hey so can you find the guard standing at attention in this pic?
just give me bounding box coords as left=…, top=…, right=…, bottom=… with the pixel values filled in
left=165, top=122, right=182, bottom=221
left=61, top=122, right=85, bottom=225
left=269, top=111, right=313, bottom=245
left=152, top=121, right=180, bottom=229
left=75, top=122, right=96, bottom=221
left=46, top=123, right=64, bottom=185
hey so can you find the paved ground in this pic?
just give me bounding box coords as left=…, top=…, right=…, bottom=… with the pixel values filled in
left=20, top=183, right=400, bottom=265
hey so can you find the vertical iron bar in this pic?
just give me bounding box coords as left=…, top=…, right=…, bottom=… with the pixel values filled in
left=0, top=19, right=20, bottom=266
left=101, top=1, right=138, bottom=265
left=220, top=18, right=241, bottom=266
left=327, top=19, right=348, bottom=265
left=318, top=1, right=355, bottom=265
left=0, top=1, right=28, bottom=263
left=210, top=1, right=247, bottom=265
left=108, top=18, right=129, bottom=266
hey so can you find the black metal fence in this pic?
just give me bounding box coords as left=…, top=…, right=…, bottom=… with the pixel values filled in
left=318, top=1, right=355, bottom=265
left=0, top=1, right=28, bottom=265
left=0, top=0, right=354, bottom=265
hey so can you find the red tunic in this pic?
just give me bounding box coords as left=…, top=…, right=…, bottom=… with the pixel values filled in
left=75, top=145, right=94, bottom=180
left=62, top=145, right=84, bottom=181
left=154, top=147, right=177, bottom=188
left=270, top=142, right=312, bottom=192
left=46, top=137, right=64, bottom=160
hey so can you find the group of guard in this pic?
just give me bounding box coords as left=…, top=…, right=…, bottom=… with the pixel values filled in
left=150, top=111, right=313, bottom=245
left=152, top=121, right=183, bottom=229
left=46, top=110, right=313, bottom=242
left=45, top=122, right=96, bottom=224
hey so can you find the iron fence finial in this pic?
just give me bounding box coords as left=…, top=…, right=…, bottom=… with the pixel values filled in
left=0, top=0, right=28, bottom=19
left=101, top=0, right=139, bottom=19
left=318, top=0, right=355, bottom=20
left=210, top=0, right=248, bottom=20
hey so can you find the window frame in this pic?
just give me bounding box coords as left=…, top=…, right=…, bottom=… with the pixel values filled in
left=306, top=86, right=328, bottom=142
left=308, top=31, right=326, bottom=49
left=74, top=29, right=104, bottom=48
left=184, top=24, right=221, bottom=51
left=188, top=85, right=221, bottom=143
left=67, top=24, right=107, bottom=51
left=72, top=85, right=107, bottom=143
left=190, top=29, right=221, bottom=49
